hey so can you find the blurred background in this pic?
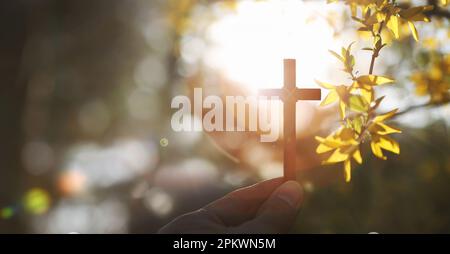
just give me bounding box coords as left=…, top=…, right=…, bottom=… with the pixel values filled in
left=0, top=0, right=449, bottom=233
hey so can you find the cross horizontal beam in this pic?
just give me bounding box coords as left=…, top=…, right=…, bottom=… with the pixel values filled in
left=258, top=88, right=321, bottom=101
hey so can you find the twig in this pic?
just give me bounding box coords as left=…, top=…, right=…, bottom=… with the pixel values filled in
left=369, top=21, right=384, bottom=75
left=394, top=102, right=449, bottom=118
left=426, top=0, right=450, bottom=20
left=368, top=56, right=376, bottom=75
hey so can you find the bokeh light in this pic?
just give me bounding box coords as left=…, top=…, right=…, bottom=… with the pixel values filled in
left=143, top=188, right=174, bottom=217
left=155, top=158, right=219, bottom=191
left=24, top=188, right=51, bottom=215
left=258, top=161, right=283, bottom=180
left=57, top=170, right=87, bottom=196
left=160, top=138, right=169, bottom=147
left=1, top=207, right=14, bottom=219
left=78, top=100, right=111, bottom=135
left=33, top=198, right=128, bottom=234
left=22, top=141, right=55, bottom=176
left=62, top=139, right=158, bottom=189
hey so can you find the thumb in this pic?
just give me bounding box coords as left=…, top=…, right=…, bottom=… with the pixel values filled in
left=234, top=180, right=304, bottom=234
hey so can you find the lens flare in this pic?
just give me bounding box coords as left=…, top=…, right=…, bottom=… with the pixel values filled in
left=58, top=170, right=87, bottom=196
left=24, top=188, right=51, bottom=215
left=1, top=207, right=14, bottom=219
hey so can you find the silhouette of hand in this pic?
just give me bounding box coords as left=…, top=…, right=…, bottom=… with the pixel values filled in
left=158, top=178, right=304, bottom=234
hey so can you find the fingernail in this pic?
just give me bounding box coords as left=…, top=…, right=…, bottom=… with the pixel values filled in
left=276, top=181, right=303, bottom=209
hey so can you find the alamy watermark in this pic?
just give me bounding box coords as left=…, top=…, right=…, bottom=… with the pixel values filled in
left=171, top=88, right=281, bottom=142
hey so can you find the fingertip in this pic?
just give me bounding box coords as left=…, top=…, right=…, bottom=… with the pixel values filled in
left=226, top=177, right=284, bottom=199
left=240, top=180, right=303, bottom=233
left=204, top=177, right=285, bottom=227
left=275, top=180, right=304, bottom=210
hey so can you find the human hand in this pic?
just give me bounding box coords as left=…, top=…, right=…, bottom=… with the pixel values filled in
left=158, top=178, right=304, bottom=234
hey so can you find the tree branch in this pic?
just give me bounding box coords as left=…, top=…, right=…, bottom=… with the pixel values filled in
left=398, top=0, right=450, bottom=20
left=369, top=22, right=384, bottom=75
left=426, top=0, right=450, bottom=20
left=394, top=101, right=449, bottom=118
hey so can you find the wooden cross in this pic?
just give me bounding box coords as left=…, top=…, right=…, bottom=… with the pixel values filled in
left=259, top=59, right=321, bottom=181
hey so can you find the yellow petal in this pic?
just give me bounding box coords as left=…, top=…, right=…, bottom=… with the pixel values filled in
left=378, top=136, right=400, bottom=154
left=339, top=127, right=355, bottom=140
left=376, top=12, right=386, bottom=23
left=315, top=136, right=325, bottom=142
left=376, top=122, right=402, bottom=135
left=316, top=143, right=333, bottom=154
left=353, top=149, right=363, bottom=164
left=321, top=90, right=339, bottom=106
left=371, top=140, right=386, bottom=160
left=373, top=109, right=398, bottom=122
left=387, top=15, right=400, bottom=39
left=357, top=75, right=395, bottom=86
left=316, top=136, right=344, bottom=148
left=315, top=80, right=335, bottom=89
left=323, top=149, right=349, bottom=164
left=408, top=21, right=419, bottom=41
left=344, top=159, right=351, bottom=182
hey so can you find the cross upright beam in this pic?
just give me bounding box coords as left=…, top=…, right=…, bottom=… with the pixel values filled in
left=259, top=59, right=321, bottom=181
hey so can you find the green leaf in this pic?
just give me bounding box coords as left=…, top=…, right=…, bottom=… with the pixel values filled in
left=360, top=87, right=373, bottom=103
left=352, top=116, right=363, bottom=134
left=315, top=80, right=335, bottom=89
left=328, top=50, right=343, bottom=62
left=348, top=95, right=368, bottom=112
left=341, top=47, right=347, bottom=58
left=357, top=75, right=395, bottom=86
left=321, top=90, right=339, bottom=106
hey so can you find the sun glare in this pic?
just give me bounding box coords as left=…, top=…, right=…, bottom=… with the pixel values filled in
left=205, top=0, right=342, bottom=92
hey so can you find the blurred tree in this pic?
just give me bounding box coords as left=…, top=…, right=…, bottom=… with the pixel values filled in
left=0, top=0, right=29, bottom=233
